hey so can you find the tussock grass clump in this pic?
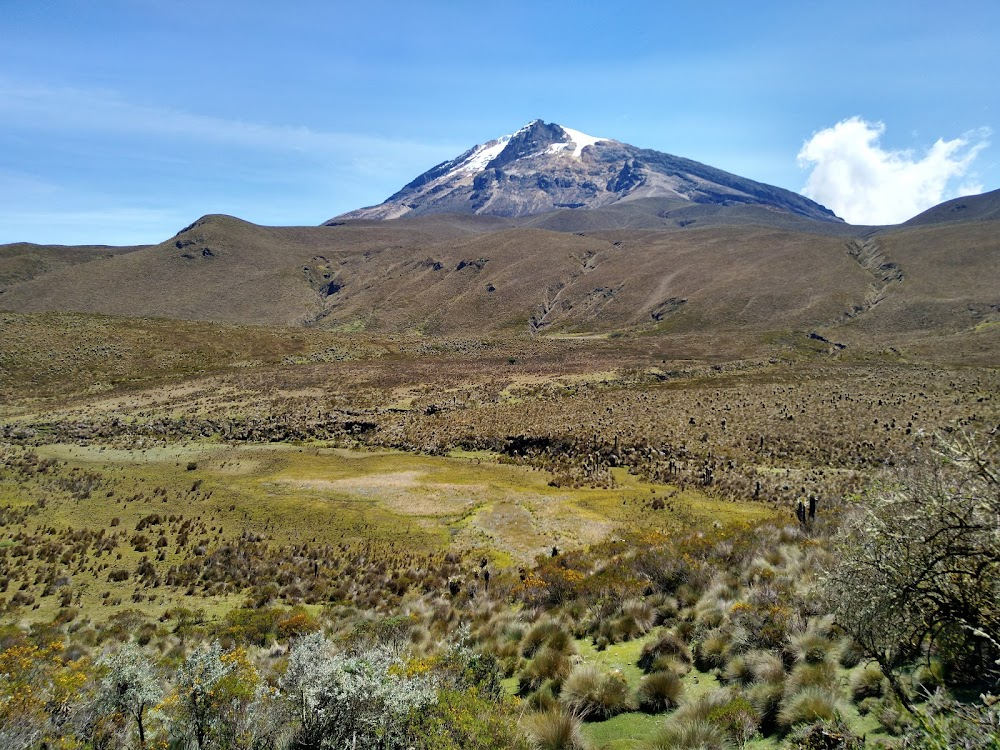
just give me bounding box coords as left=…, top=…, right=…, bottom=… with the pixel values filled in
left=592, top=599, right=657, bottom=645
left=785, top=660, right=838, bottom=693
left=648, top=594, right=679, bottom=625
left=638, top=630, right=692, bottom=673
left=850, top=662, right=886, bottom=702
left=694, top=628, right=731, bottom=672
left=694, top=600, right=727, bottom=629
left=786, top=631, right=841, bottom=666
left=528, top=682, right=560, bottom=712
left=523, top=709, right=589, bottom=750
left=723, top=654, right=755, bottom=686
left=838, top=639, right=864, bottom=669
left=911, top=659, right=947, bottom=695
left=777, top=686, right=844, bottom=730
left=518, top=646, right=572, bottom=694
left=636, top=670, right=684, bottom=713
left=522, top=620, right=573, bottom=658
left=748, top=679, right=784, bottom=733
left=609, top=614, right=646, bottom=643
left=621, top=598, right=657, bottom=633
left=561, top=665, right=634, bottom=720
left=645, top=719, right=734, bottom=750
left=669, top=688, right=760, bottom=747
left=745, top=649, right=785, bottom=684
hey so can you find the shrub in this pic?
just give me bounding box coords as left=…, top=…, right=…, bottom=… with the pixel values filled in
left=98, top=644, right=161, bottom=749
left=826, top=434, right=1000, bottom=698
left=897, top=693, right=1000, bottom=750
left=786, top=719, right=864, bottom=750
left=280, top=632, right=436, bottom=749
left=873, top=695, right=913, bottom=736
left=407, top=689, right=531, bottom=750
left=523, top=710, right=589, bottom=750
left=636, top=670, right=684, bottom=713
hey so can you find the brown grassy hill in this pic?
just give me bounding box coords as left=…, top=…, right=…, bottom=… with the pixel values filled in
left=899, top=188, right=1000, bottom=227
left=0, top=242, right=144, bottom=291
left=1, top=209, right=997, bottom=349
left=0, top=215, right=506, bottom=327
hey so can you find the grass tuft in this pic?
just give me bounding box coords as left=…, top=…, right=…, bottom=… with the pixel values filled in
left=636, top=670, right=685, bottom=713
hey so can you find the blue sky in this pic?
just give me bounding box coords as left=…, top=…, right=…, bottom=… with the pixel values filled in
left=1, top=0, right=997, bottom=244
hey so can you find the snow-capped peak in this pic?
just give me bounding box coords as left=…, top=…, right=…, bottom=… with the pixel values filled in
left=451, top=121, right=608, bottom=176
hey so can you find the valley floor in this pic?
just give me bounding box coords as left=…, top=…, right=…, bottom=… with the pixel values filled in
left=0, top=312, right=997, bottom=749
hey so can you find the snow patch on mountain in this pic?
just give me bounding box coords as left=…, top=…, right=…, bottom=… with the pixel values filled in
left=460, top=136, right=511, bottom=173
left=558, top=125, right=607, bottom=157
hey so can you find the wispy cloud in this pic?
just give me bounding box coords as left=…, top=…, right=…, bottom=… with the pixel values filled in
left=0, top=76, right=471, bottom=243
left=798, top=117, right=990, bottom=224
left=0, top=76, right=460, bottom=165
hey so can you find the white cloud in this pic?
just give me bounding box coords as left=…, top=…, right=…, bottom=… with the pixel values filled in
left=798, top=117, right=990, bottom=224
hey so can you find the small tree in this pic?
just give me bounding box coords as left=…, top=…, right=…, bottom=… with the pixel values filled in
left=172, top=641, right=233, bottom=750
left=826, top=431, right=1000, bottom=705
left=99, top=644, right=161, bottom=749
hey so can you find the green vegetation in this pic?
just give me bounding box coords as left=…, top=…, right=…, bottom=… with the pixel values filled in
left=0, top=311, right=997, bottom=748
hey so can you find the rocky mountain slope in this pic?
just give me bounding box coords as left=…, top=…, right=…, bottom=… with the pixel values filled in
left=331, top=120, right=841, bottom=224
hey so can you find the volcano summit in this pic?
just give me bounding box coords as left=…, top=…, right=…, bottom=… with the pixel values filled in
left=331, top=119, right=841, bottom=223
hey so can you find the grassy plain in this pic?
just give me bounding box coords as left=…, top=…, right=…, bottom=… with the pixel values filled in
left=0, top=307, right=997, bottom=749
left=1, top=437, right=774, bottom=626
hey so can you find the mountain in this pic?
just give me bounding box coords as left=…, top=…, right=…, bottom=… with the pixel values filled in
left=330, top=119, right=841, bottom=224
left=1, top=122, right=997, bottom=358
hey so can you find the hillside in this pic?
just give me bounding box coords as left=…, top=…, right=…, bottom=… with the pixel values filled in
left=899, top=187, right=1000, bottom=227
left=1, top=204, right=997, bottom=356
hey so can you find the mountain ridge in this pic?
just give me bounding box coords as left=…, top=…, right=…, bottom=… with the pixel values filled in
left=330, top=119, right=841, bottom=224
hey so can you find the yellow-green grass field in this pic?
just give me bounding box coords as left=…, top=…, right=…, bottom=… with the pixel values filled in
left=1, top=441, right=776, bottom=625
